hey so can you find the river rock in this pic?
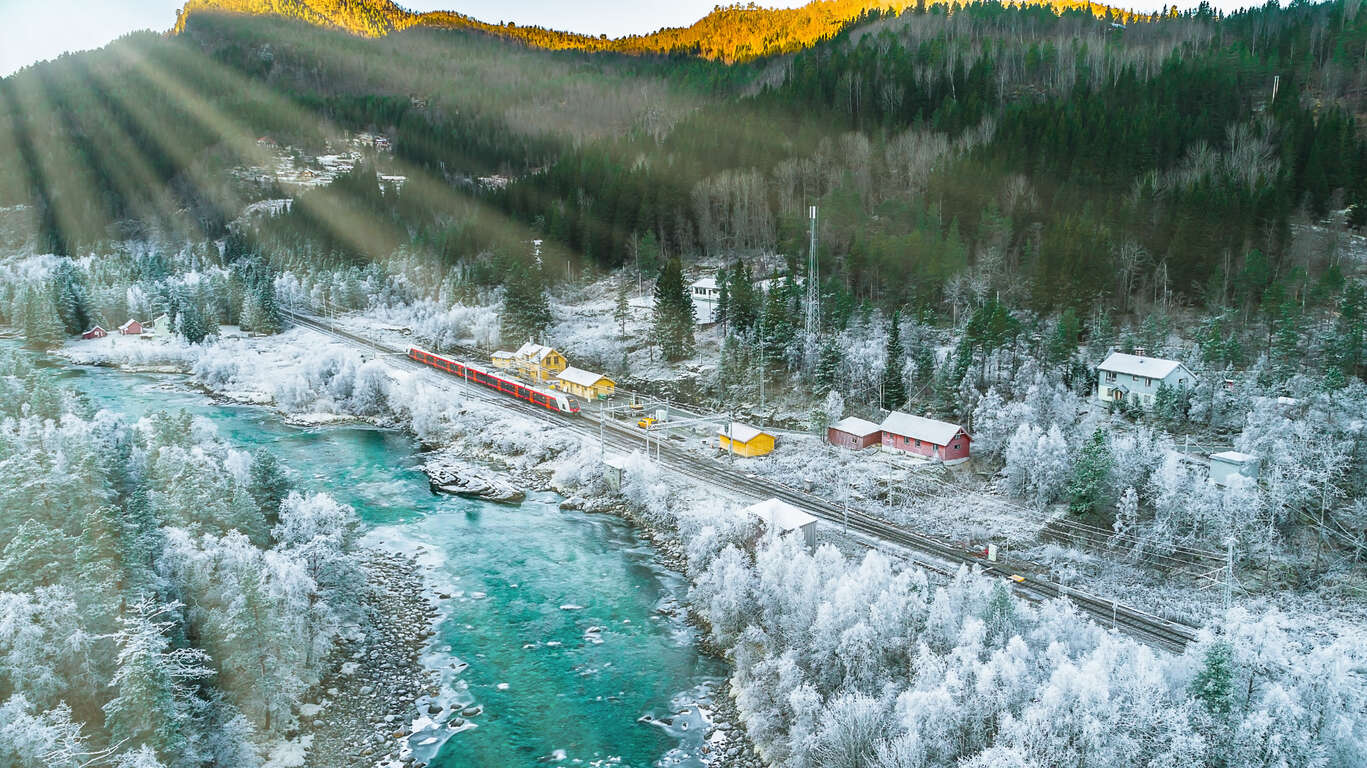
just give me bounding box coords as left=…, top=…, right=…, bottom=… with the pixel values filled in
left=423, top=460, right=525, bottom=504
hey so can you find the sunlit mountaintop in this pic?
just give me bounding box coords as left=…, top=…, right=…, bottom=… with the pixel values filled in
left=173, top=0, right=1155, bottom=62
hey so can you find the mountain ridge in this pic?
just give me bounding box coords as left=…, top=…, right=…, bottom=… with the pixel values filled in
left=172, top=0, right=1155, bottom=63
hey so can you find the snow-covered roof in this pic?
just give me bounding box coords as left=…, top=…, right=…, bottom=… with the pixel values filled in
left=1211, top=451, right=1257, bottom=464
left=829, top=416, right=882, bottom=438
left=691, top=277, right=719, bottom=290
left=1097, top=352, right=1185, bottom=379
left=880, top=412, right=965, bottom=445
left=557, top=366, right=609, bottom=387
left=492, top=350, right=515, bottom=358
left=743, top=497, right=817, bottom=534
left=84, top=326, right=105, bottom=334
left=721, top=421, right=770, bottom=444
left=119, top=319, right=140, bottom=331
left=514, top=341, right=557, bottom=361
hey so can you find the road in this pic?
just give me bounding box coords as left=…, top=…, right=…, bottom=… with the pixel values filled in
left=285, top=310, right=1200, bottom=653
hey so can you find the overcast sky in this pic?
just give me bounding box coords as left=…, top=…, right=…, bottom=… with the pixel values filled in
left=1, top=0, right=1262, bottom=77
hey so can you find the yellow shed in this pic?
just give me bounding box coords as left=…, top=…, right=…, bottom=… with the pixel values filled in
left=556, top=367, right=616, bottom=400
left=719, top=422, right=775, bottom=457
left=491, top=350, right=516, bottom=370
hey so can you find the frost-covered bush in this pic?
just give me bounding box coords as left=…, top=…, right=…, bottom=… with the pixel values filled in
left=687, top=534, right=1367, bottom=768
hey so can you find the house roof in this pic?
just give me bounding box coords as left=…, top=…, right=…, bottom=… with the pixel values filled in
left=880, top=412, right=966, bottom=445
left=1211, top=451, right=1257, bottom=464
left=720, top=421, right=770, bottom=444
left=492, top=350, right=515, bottom=358
left=829, top=416, right=882, bottom=438
left=119, top=319, right=140, bottom=331
left=84, top=326, right=105, bottom=334
left=691, top=277, right=719, bottom=290
left=514, top=341, right=558, bottom=361
left=743, top=497, right=817, bottom=533
left=1097, top=352, right=1186, bottom=379
left=557, top=366, right=610, bottom=387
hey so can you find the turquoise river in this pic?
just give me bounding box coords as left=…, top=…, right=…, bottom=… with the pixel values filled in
left=46, top=355, right=726, bottom=768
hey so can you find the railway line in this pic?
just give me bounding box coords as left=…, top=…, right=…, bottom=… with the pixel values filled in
left=284, top=310, right=1199, bottom=653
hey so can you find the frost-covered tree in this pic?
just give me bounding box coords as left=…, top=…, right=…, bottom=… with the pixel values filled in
left=248, top=449, right=291, bottom=528
left=103, top=599, right=211, bottom=764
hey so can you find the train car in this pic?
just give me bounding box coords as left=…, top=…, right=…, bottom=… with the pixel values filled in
left=408, top=347, right=580, bottom=415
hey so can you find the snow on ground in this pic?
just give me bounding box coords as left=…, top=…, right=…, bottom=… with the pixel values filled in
left=262, top=734, right=312, bottom=768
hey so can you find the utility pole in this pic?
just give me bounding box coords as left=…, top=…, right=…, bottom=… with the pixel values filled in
left=1224, top=538, right=1235, bottom=611
left=805, top=205, right=819, bottom=340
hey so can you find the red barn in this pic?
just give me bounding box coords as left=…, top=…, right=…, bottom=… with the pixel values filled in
left=826, top=416, right=882, bottom=450
left=119, top=319, right=143, bottom=335
left=879, top=412, right=970, bottom=464
left=82, top=326, right=108, bottom=339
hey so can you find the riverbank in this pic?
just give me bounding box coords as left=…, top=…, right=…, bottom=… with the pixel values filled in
left=54, top=331, right=753, bottom=767
left=291, top=549, right=440, bottom=768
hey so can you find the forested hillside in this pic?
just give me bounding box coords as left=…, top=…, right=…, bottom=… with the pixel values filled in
left=170, top=0, right=1155, bottom=61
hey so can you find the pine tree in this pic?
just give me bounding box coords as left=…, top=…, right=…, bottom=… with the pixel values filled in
left=1190, top=640, right=1235, bottom=718
left=253, top=282, right=282, bottom=335
left=714, top=264, right=730, bottom=330
left=816, top=337, right=843, bottom=394
left=1067, top=427, right=1115, bottom=518
left=881, top=310, right=907, bottom=411
left=652, top=256, right=695, bottom=361
left=500, top=262, right=552, bottom=345
left=176, top=301, right=210, bottom=344
left=727, top=262, right=759, bottom=334
left=52, top=260, right=91, bottom=334
left=759, top=286, right=793, bottom=369
left=249, top=449, right=291, bottom=529
left=21, top=285, right=65, bottom=347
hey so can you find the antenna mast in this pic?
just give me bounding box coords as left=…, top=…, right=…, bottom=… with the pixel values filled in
left=805, top=205, right=819, bottom=339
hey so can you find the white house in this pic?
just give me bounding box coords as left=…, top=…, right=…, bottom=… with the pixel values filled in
left=1096, top=352, right=1196, bottom=408
left=743, top=497, right=818, bottom=550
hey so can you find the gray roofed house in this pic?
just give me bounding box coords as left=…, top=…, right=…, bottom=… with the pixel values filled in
left=1096, top=351, right=1196, bottom=409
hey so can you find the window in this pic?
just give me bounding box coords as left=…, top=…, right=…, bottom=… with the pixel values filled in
left=915, top=439, right=922, bottom=447
left=1106, top=371, right=1116, bottom=381
left=1145, top=377, right=1152, bottom=386
left=953, top=443, right=961, bottom=450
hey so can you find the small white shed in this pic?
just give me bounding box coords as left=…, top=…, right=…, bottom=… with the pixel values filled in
left=1210, top=451, right=1259, bottom=486
left=602, top=456, right=627, bottom=491
left=743, top=497, right=818, bottom=550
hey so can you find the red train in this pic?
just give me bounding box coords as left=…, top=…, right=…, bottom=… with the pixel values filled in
left=408, top=347, right=580, bottom=415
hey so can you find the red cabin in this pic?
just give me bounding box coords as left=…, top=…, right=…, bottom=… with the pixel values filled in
left=82, top=326, right=108, bottom=339
left=879, top=412, right=970, bottom=464
left=119, top=319, right=143, bottom=335
left=826, top=416, right=882, bottom=450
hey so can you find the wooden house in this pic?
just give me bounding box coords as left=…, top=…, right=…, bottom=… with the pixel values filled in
left=119, top=319, right=143, bottom=335
left=719, top=422, right=775, bottom=457
left=1096, top=352, right=1195, bottom=409
left=82, top=326, right=107, bottom=339
left=555, top=367, right=615, bottom=400
left=511, top=341, right=567, bottom=382
left=880, top=412, right=970, bottom=464
left=826, top=416, right=882, bottom=450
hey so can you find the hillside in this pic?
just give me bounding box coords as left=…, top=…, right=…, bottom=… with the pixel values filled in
left=171, top=0, right=1155, bottom=62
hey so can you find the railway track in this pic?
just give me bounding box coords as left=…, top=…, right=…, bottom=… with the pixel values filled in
left=284, top=310, right=1199, bottom=653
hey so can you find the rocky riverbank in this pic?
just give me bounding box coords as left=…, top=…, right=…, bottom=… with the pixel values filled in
left=300, top=549, right=440, bottom=768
